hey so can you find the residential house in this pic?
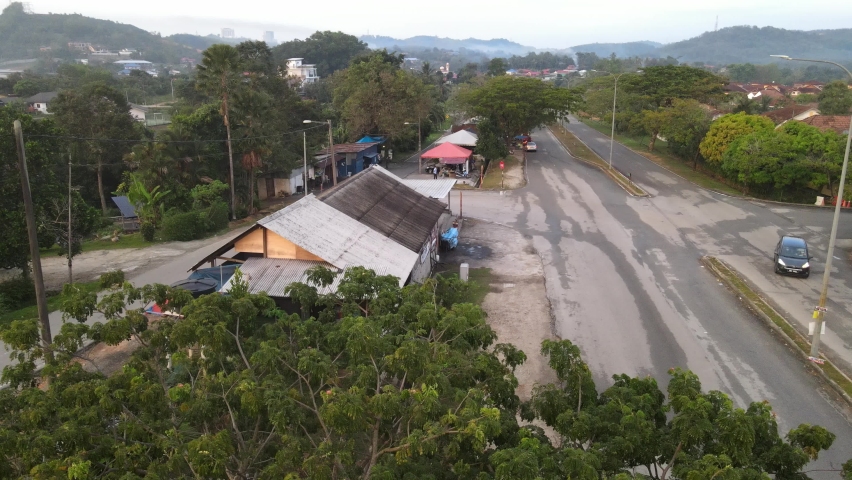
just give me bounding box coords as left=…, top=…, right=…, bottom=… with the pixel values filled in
left=190, top=195, right=421, bottom=307
left=801, top=115, right=851, bottom=136
left=317, top=142, right=380, bottom=180
left=315, top=166, right=450, bottom=283
left=26, top=91, right=59, bottom=114
left=67, top=42, right=91, bottom=50
left=257, top=165, right=314, bottom=200
left=762, top=104, right=820, bottom=127
left=113, top=59, right=153, bottom=70
left=129, top=104, right=148, bottom=122
left=286, top=58, right=319, bottom=85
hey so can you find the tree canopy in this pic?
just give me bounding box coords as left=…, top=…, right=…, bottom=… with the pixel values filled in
left=458, top=75, right=579, bottom=142
left=698, top=112, right=775, bottom=167
left=273, top=31, right=370, bottom=78
left=2, top=267, right=847, bottom=479
left=817, top=81, right=852, bottom=115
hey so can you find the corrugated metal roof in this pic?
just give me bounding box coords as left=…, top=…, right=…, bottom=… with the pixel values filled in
left=257, top=196, right=417, bottom=285
left=316, top=167, right=446, bottom=252
left=317, top=142, right=379, bottom=155
left=219, top=257, right=393, bottom=297
left=111, top=196, right=138, bottom=218
left=372, top=167, right=457, bottom=199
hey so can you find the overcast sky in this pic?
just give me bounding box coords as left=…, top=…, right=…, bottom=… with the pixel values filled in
left=27, top=0, right=852, bottom=48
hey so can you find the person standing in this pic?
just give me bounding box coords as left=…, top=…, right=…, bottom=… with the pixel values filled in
left=433, top=167, right=439, bottom=180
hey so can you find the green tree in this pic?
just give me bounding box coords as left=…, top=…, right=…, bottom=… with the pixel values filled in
left=333, top=52, right=434, bottom=143
left=721, top=129, right=798, bottom=194
left=458, top=62, right=480, bottom=83
left=475, top=116, right=509, bottom=160
left=273, top=31, right=369, bottom=77
left=0, top=110, right=65, bottom=272
left=637, top=109, right=668, bottom=151
left=621, top=65, right=727, bottom=108
left=781, top=120, right=847, bottom=197
left=0, top=269, right=525, bottom=478
left=699, top=112, right=775, bottom=167
left=458, top=75, right=579, bottom=143
left=486, top=58, right=508, bottom=77
left=11, top=78, right=44, bottom=97
left=51, top=82, right=138, bottom=214
left=196, top=44, right=244, bottom=220
left=660, top=99, right=712, bottom=169
left=817, top=80, right=852, bottom=115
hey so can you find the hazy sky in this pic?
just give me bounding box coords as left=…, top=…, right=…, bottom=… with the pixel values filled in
left=26, top=0, right=852, bottom=48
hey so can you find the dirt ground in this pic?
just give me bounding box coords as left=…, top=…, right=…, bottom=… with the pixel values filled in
left=447, top=218, right=557, bottom=400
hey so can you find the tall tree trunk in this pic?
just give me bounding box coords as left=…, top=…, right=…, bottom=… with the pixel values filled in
left=248, top=166, right=256, bottom=214
left=97, top=157, right=107, bottom=214
left=648, top=133, right=657, bottom=152
left=224, top=98, right=236, bottom=221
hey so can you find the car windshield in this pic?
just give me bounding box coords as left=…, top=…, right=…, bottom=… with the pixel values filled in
left=781, top=245, right=807, bottom=259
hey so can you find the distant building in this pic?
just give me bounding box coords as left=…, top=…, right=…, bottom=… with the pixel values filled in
left=263, top=31, right=275, bottom=44
left=67, top=42, right=91, bottom=50
left=26, top=91, right=59, bottom=114
left=222, top=28, right=235, bottom=38
left=118, top=48, right=137, bottom=56
left=286, top=58, right=319, bottom=85
left=114, top=59, right=153, bottom=70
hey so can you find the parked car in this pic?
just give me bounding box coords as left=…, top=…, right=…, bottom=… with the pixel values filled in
left=525, top=142, right=537, bottom=152
left=774, top=235, right=812, bottom=278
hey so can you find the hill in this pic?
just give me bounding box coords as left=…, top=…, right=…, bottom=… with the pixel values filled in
left=0, top=2, right=199, bottom=64
left=657, top=26, right=852, bottom=64
left=360, top=35, right=534, bottom=56
left=568, top=41, right=661, bottom=58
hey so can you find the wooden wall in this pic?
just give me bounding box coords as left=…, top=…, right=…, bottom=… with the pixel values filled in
left=235, top=228, right=325, bottom=262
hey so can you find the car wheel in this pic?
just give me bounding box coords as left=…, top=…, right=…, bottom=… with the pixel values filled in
left=803, top=272, right=810, bottom=279
left=774, top=264, right=779, bottom=274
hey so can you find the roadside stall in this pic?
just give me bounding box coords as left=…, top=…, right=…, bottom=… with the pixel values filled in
left=420, top=143, right=473, bottom=178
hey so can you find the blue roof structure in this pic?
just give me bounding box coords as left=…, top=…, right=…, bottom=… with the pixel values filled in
left=357, top=135, right=386, bottom=144
left=111, top=196, right=138, bottom=218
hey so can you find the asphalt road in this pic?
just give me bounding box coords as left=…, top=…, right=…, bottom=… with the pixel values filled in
left=564, top=117, right=852, bottom=375
left=454, top=128, right=852, bottom=474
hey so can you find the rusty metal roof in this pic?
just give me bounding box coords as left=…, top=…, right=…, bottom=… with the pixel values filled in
left=257, top=196, right=417, bottom=285
left=316, top=166, right=447, bottom=251
left=317, top=142, right=379, bottom=155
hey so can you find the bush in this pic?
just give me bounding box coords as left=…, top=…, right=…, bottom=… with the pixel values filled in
left=140, top=221, right=156, bottom=242
left=204, top=201, right=229, bottom=233
left=99, top=270, right=125, bottom=289
left=0, top=275, right=36, bottom=310
left=162, top=211, right=206, bottom=241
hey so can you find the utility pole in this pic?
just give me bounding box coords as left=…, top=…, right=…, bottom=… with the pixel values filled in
left=14, top=120, right=54, bottom=365
left=328, top=120, right=337, bottom=186
left=417, top=118, right=422, bottom=174
left=68, top=154, right=73, bottom=284
left=303, top=131, right=309, bottom=195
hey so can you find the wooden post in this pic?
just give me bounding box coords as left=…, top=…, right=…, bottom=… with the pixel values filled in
left=262, top=228, right=268, bottom=258
left=14, top=120, right=54, bottom=366
left=460, top=190, right=463, bottom=218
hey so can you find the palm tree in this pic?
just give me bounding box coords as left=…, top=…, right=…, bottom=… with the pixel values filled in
left=196, top=44, right=243, bottom=220
left=233, top=88, right=273, bottom=213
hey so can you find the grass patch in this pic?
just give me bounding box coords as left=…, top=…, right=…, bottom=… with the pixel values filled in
left=41, top=233, right=153, bottom=256
left=704, top=256, right=852, bottom=398
left=0, top=280, right=101, bottom=328
left=481, top=156, right=520, bottom=189
left=435, top=266, right=494, bottom=306
left=549, top=125, right=647, bottom=196
left=582, top=119, right=743, bottom=196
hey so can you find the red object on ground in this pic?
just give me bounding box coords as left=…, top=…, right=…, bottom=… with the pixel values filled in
left=499, top=161, right=505, bottom=170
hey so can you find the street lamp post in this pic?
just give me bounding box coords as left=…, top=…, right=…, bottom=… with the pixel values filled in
left=405, top=119, right=422, bottom=173
left=303, top=131, right=308, bottom=195
left=609, top=72, right=630, bottom=170
left=771, top=55, right=852, bottom=360
left=304, top=119, right=337, bottom=186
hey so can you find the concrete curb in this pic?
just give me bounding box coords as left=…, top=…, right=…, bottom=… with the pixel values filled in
left=547, top=127, right=650, bottom=198
left=701, top=255, right=852, bottom=408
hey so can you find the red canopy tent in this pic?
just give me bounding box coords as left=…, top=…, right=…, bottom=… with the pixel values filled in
left=421, top=142, right=472, bottom=164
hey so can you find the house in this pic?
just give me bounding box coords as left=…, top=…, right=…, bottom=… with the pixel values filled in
left=317, top=142, right=380, bottom=181
left=130, top=104, right=148, bottom=122
left=67, top=42, right=91, bottom=50
left=285, top=58, right=319, bottom=85
left=190, top=195, right=421, bottom=306
left=762, top=104, right=819, bottom=126
left=113, top=59, right=153, bottom=70
left=26, top=91, right=59, bottom=114
left=315, top=166, right=450, bottom=283
left=257, top=164, right=315, bottom=200
left=801, top=115, right=851, bottom=135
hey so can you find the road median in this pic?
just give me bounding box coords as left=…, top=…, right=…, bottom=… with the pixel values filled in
left=701, top=255, right=852, bottom=405
left=548, top=125, right=649, bottom=197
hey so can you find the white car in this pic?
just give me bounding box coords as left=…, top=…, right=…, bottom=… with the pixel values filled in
left=525, top=142, right=537, bottom=152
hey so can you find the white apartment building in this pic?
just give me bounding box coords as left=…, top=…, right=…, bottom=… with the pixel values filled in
left=286, top=58, right=319, bottom=85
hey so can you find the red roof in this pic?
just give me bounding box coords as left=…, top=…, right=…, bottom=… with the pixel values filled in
left=420, top=142, right=472, bottom=159
left=801, top=115, right=851, bottom=135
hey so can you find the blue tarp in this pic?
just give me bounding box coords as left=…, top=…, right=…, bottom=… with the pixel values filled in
left=111, top=196, right=137, bottom=218
left=441, top=227, right=459, bottom=249
left=357, top=135, right=386, bottom=144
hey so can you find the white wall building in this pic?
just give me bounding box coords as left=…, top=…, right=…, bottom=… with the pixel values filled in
left=286, top=58, right=319, bottom=85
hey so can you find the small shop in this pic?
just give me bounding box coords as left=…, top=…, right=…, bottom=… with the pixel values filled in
left=420, top=142, right=474, bottom=178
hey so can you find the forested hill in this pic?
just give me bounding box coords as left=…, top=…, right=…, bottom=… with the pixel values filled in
left=568, top=41, right=661, bottom=59
left=0, top=2, right=199, bottom=63
left=656, top=26, right=852, bottom=64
